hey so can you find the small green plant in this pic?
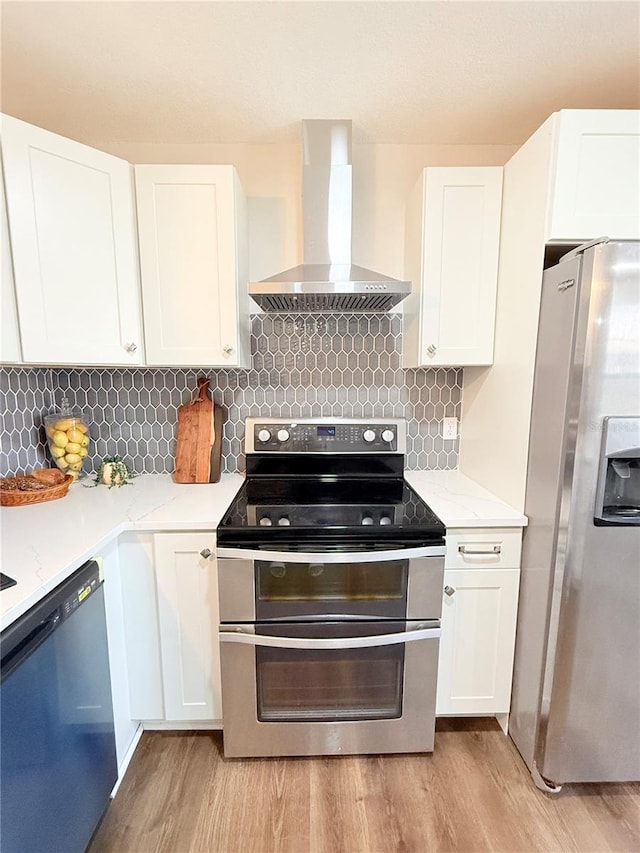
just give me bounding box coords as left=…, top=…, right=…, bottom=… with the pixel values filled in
left=85, top=455, right=136, bottom=488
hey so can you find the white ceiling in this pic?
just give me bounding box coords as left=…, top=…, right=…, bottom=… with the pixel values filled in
left=1, top=1, right=639, bottom=147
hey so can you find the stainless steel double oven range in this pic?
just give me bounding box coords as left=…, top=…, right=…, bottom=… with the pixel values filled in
left=216, top=418, right=446, bottom=758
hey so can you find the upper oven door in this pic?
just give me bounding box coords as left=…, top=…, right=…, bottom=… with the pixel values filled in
left=217, top=550, right=444, bottom=622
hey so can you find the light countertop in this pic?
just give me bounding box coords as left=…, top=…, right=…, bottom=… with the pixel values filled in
left=405, top=470, right=528, bottom=529
left=1, top=469, right=525, bottom=631
left=0, top=473, right=244, bottom=631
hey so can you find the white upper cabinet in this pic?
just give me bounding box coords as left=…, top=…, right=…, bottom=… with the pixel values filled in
left=1, top=164, right=21, bottom=363
left=403, top=167, right=503, bottom=367
left=135, top=165, right=250, bottom=367
left=1, top=114, right=143, bottom=365
left=547, top=110, right=640, bottom=241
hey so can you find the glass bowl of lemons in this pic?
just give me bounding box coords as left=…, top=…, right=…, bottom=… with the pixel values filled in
left=44, top=407, right=91, bottom=480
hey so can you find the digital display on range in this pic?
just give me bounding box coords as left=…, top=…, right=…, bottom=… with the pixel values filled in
left=317, top=426, right=336, bottom=437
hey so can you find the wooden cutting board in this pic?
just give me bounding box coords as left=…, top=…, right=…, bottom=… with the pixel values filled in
left=173, top=378, right=223, bottom=483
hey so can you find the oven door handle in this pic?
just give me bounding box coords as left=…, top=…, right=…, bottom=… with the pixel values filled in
left=216, top=546, right=445, bottom=563
left=219, top=623, right=441, bottom=650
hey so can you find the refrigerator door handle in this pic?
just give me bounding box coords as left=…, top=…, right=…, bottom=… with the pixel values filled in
left=559, top=237, right=609, bottom=262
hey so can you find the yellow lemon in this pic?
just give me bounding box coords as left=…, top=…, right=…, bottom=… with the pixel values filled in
left=66, top=428, right=84, bottom=443
left=80, top=435, right=90, bottom=447
left=52, top=431, right=69, bottom=448
left=76, top=422, right=89, bottom=434
left=68, top=461, right=83, bottom=471
left=64, top=453, right=81, bottom=464
left=50, top=444, right=65, bottom=458
left=56, top=456, right=69, bottom=469
left=65, top=442, right=82, bottom=454
left=53, top=418, right=74, bottom=432
left=46, top=424, right=57, bottom=437
left=79, top=448, right=88, bottom=458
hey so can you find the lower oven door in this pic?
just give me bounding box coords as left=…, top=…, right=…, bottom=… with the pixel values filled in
left=219, top=620, right=440, bottom=758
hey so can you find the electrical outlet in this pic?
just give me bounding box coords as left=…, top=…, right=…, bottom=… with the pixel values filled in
left=443, top=417, right=458, bottom=440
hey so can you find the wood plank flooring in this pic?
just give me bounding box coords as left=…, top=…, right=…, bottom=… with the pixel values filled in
left=89, top=719, right=640, bottom=853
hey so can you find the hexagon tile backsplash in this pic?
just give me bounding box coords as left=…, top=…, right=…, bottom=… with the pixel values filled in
left=0, top=314, right=462, bottom=477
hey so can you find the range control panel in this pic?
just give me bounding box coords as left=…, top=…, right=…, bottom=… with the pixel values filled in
left=247, top=419, right=405, bottom=454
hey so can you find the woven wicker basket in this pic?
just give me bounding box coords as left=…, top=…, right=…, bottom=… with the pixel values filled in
left=0, top=474, right=73, bottom=507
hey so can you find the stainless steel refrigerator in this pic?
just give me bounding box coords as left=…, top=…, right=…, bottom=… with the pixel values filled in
left=509, top=239, right=640, bottom=791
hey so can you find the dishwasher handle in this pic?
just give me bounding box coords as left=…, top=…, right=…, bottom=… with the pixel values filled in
left=1, top=612, right=60, bottom=681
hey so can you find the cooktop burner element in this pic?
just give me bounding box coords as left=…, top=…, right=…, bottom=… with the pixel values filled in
left=217, top=418, right=445, bottom=551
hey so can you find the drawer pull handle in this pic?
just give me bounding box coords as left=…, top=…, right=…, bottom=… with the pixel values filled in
left=458, top=544, right=501, bottom=555
left=200, top=548, right=212, bottom=559
left=444, top=585, right=456, bottom=597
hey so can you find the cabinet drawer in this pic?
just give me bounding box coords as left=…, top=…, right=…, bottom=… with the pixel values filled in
left=445, top=528, right=522, bottom=569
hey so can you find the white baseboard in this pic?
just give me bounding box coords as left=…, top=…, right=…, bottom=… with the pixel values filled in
left=142, top=720, right=223, bottom=731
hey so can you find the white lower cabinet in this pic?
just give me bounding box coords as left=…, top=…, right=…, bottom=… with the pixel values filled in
left=154, top=532, right=222, bottom=722
left=436, top=528, right=522, bottom=717
left=119, top=531, right=221, bottom=726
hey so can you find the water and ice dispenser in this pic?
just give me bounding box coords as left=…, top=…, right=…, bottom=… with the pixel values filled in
left=594, top=417, right=640, bottom=525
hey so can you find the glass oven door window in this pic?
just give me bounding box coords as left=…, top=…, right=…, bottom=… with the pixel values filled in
left=256, top=559, right=408, bottom=620
left=255, top=622, right=405, bottom=723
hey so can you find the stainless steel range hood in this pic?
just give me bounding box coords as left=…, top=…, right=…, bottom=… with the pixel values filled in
left=249, top=120, right=411, bottom=312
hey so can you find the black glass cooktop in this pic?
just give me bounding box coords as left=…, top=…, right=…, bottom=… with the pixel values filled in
left=217, top=477, right=445, bottom=550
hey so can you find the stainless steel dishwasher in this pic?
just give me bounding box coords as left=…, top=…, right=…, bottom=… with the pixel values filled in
left=1, top=559, right=118, bottom=853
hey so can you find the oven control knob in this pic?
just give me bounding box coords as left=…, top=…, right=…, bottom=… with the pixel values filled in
left=277, top=429, right=290, bottom=443
left=379, top=515, right=392, bottom=525
left=257, top=429, right=271, bottom=443
left=363, top=429, right=376, bottom=443
left=361, top=514, right=374, bottom=525
left=259, top=516, right=272, bottom=526
left=381, top=429, right=395, bottom=443
left=278, top=515, right=291, bottom=526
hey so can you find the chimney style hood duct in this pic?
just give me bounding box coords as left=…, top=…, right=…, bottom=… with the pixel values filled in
left=249, top=120, right=411, bottom=312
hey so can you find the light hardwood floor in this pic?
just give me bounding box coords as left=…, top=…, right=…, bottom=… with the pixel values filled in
left=90, top=719, right=640, bottom=853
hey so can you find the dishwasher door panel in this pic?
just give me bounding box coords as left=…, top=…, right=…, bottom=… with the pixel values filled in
left=1, top=583, right=117, bottom=853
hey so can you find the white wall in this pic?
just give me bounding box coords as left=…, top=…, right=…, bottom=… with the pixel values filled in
left=459, top=119, right=555, bottom=510
left=105, top=141, right=516, bottom=283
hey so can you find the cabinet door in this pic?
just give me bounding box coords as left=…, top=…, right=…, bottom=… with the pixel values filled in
left=548, top=110, right=640, bottom=241
left=404, top=167, right=503, bottom=367
left=135, top=165, right=249, bottom=367
left=154, top=533, right=221, bottom=721
left=436, top=568, right=520, bottom=715
left=1, top=114, right=143, bottom=365
left=1, top=165, right=21, bottom=362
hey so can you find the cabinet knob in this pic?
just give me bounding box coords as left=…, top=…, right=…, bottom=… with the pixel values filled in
left=444, top=585, right=456, bottom=597
left=427, top=344, right=437, bottom=356
left=124, top=342, right=138, bottom=354
left=222, top=345, right=234, bottom=355
left=199, top=548, right=212, bottom=559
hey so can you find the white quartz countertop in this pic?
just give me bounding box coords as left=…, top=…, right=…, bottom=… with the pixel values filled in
left=1, top=469, right=525, bottom=631
left=0, top=473, right=244, bottom=631
left=405, top=470, right=528, bottom=529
